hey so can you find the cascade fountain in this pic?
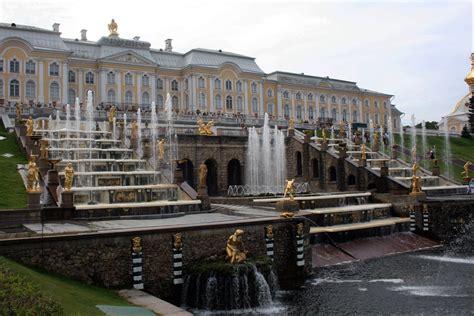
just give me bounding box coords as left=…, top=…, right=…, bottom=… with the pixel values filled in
left=55, top=109, right=61, bottom=131
left=245, top=113, right=286, bottom=195
left=399, top=122, right=404, bottom=160
left=387, top=114, right=394, bottom=157
left=86, top=90, right=94, bottom=203
left=410, top=114, right=417, bottom=163
left=379, top=127, right=384, bottom=154
left=65, top=104, right=71, bottom=138
left=444, top=118, right=452, bottom=179
left=421, top=120, right=427, bottom=168
left=369, top=118, right=374, bottom=144
left=123, top=113, right=130, bottom=149
left=75, top=97, right=81, bottom=131
left=150, top=101, right=158, bottom=183
left=136, top=108, right=143, bottom=159
left=165, top=93, right=178, bottom=182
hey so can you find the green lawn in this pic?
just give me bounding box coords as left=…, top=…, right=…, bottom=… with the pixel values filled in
left=391, top=133, right=474, bottom=182
left=0, top=256, right=134, bottom=315
left=0, top=122, right=27, bottom=209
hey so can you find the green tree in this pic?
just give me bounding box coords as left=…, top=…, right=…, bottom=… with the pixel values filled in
left=469, top=95, right=474, bottom=133
left=415, top=121, right=438, bottom=130
left=461, top=124, right=471, bottom=138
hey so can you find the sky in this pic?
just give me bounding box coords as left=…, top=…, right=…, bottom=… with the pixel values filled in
left=0, top=0, right=472, bottom=124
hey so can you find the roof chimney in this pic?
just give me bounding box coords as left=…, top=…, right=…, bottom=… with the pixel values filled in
left=80, top=29, right=87, bottom=41
left=133, top=36, right=140, bottom=41
left=165, top=39, right=172, bottom=52
left=52, top=23, right=60, bottom=32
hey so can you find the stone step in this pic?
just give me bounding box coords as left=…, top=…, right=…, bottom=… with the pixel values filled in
left=253, top=192, right=371, bottom=203
left=310, top=217, right=410, bottom=234
left=306, top=203, right=392, bottom=215
left=75, top=199, right=201, bottom=210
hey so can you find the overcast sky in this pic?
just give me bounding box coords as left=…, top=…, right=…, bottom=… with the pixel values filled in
left=1, top=0, right=472, bottom=124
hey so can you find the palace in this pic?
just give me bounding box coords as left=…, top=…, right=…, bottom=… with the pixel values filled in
left=0, top=20, right=401, bottom=129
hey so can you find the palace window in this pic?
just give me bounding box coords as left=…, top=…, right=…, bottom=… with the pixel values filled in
left=375, top=113, right=379, bottom=124
left=366, top=112, right=370, bottom=124
left=68, top=71, right=76, bottom=83
left=50, top=82, right=60, bottom=100
left=374, top=101, right=378, bottom=108
left=142, top=75, right=149, bottom=86
left=331, top=108, right=337, bottom=120
left=157, top=94, right=164, bottom=109
left=308, top=93, right=313, bottom=101
left=107, top=89, right=115, bottom=103
left=352, top=98, right=357, bottom=106
left=365, top=100, right=369, bottom=107
left=283, top=91, right=289, bottom=99
left=236, top=96, right=243, bottom=112
left=267, top=89, right=273, bottom=97
left=225, top=80, right=232, bottom=91
left=0, top=79, right=3, bottom=96
left=226, top=95, right=233, bottom=110
left=236, top=80, right=242, bottom=92
left=320, top=95, right=325, bottom=103
left=10, top=59, right=20, bottom=73
left=125, top=73, right=133, bottom=85
left=215, top=94, right=222, bottom=110
left=107, top=72, right=116, bottom=84
left=251, top=82, right=257, bottom=94
left=214, top=78, right=221, bottom=90
left=353, top=110, right=358, bottom=123
left=296, top=92, right=302, bottom=100
left=296, top=105, right=302, bottom=119
left=284, top=104, right=290, bottom=117
left=172, top=96, right=179, bottom=109
left=156, top=78, right=163, bottom=89
left=331, top=96, right=336, bottom=104
left=68, top=89, right=76, bottom=105
left=125, top=91, right=133, bottom=104
left=185, top=79, right=189, bottom=90
left=252, top=97, right=258, bottom=113
left=320, top=108, right=326, bottom=118
left=171, top=80, right=179, bottom=91
left=0, top=59, right=3, bottom=72
left=308, top=106, right=314, bottom=119
left=342, top=97, right=346, bottom=105
left=383, top=101, right=387, bottom=108
left=199, top=92, right=206, bottom=109
left=25, top=60, right=35, bottom=74
left=25, top=80, right=35, bottom=98
left=49, top=62, right=59, bottom=76
left=142, top=92, right=150, bottom=105
left=198, top=77, right=205, bottom=89
left=85, top=72, right=94, bottom=84
left=267, top=103, right=274, bottom=115
left=342, top=109, right=347, bottom=121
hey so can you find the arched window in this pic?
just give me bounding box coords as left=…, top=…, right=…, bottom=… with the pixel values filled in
left=10, top=59, right=20, bottom=73
left=85, top=72, right=94, bottom=84
left=283, top=90, right=289, bottom=99
left=352, top=98, right=357, bottom=106
left=296, top=151, right=302, bottom=176
left=214, top=78, right=221, bottom=90
left=284, top=104, right=290, bottom=117
left=226, top=95, right=233, bottom=111
left=267, top=89, right=273, bottom=97
left=215, top=94, right=222, bottom=110
left=374, top=101, right=378, bottom=108
left=320, top=95, right=325, bottom=103
left=252, top=97, right=258, bottom=113
left=329, top=166, right=337, bottom=182
left=236, top=80, right=242, bottom=92
left=49, top=62, right=59, bottom=76
left=172, top=95, right=179, bottom=108
left=251, top=82, right=257, bottom=93
left=125, top=73, right=133, bottom=85
left=0, top=80, right=3, bottom=97
left=225, top=80, right=232, bottom=91
left=236, top=96, right=243, bottom=112
left=308, top=93, right=313, bottom=101
left=308, top=106, right=314, bottom=119
left=68, top=70, right=76, bottom=83
left=107, top=72, right=115, bottom=84
left=185, top=94, right=189, bottom=109
left=296, top=105, right=302, bottom=119
left=296, top=92, right=302, bottom=100
left=353, top=110, right=358, bottom=123
left=50, top=82, right=60, bottom=100
left=125, top=91, right=133, bottom=104
left=342, top=97, right=347, bottom=105
left=198, top=77, right=205, bottom=89
left=25, top=60, right=35, bottom=74
left=199, top=92, right=206, bottom=109
left=383, top=101, right=387, bottom=108
left=375, top=113, right=379, bottom=124
left=185, top=79, right=189, bottom=90
left=365, top=99, right=369, bottom=107
left=366, top=112, right=370, bottom=124
left=331, top=108, right=337, bottom=120
left=142, top=91, right=150, bottom=105
left=107, top=89, right=115, bottom=103
left=342, top=110, right=347, bottom=121
left=331, top=96, right=337, bottom=103
left=384, top=114, right=388, bottom=125
left=267, top=103, right=274, bottom=115
left=10, top=79, right=20, bottom=97
left=171, top=80, right=179, bottom=91
left=157, top=94, right=164, bottom=109
left=320, top=108, right=326, bottom=118
left=25, top=80, right=35, bottom=98
left=142, top=75, right=149, bottom=86
left=156, top=78, right=163, bottom=89
left=68, top=89, right=76, bottom=105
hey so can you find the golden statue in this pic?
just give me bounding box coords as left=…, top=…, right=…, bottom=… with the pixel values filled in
left=226, top=229, right=247, bottom=264
left=27, top=155, right=40, bottom=192
left=198, top=162, right=208, bottom=188
left=265, top=225, right=274, bottom=239
left=412, top=162, right=420, bottom=177
left=361, top=144, right=367, bottom=160
left=173, top=233, right=183, bottom=250
left=373, top=133, right=380, bottom=145
left=322, top=128, right=328, bottom=143
left=283, top=179, right=296, bottom=201
left=280, top=212, right=295, bottom=218
left=39, top=140, right=49, bottom=160
left=108, top=105, right=116, bottom=125
left=339, top=121, right=345, bottom=137
left=411, top=174, right=421, bottom=194
left=296, top=223, right=304, bottom=236
left=108, top=19, right=119, bottom=37
left=131, top=236, right=142, bottom=253
left=64, top=163, right=74, bottom=191
left=158, top=138, right=166, bottom=160
left=15, top=103, right=22, bottom=124
left=197, top=118, right=214, bottom=136
left=461, top=161, right=472, bottom=179
left=25, top=116, right=34, bottom=136
left=288, top=118, right=295, bottom=130
left=131, top=120, right=138, bottom=139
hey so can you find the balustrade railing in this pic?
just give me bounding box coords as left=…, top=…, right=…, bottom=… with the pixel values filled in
left=226, top=182, right=310, bottom=197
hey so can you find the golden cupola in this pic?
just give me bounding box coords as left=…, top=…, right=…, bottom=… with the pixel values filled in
left=464, top=53, right=474, bottom=88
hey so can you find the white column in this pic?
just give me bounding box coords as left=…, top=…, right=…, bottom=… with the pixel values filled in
left=243, top=81, right=248, bottom=114
left=277, top=88, right=282, bottom=119
left=150, top=75, right=156, bottom=103
left=117, top=72, right=122, bottom=104
left=100, top=70, right=106, bottom=103
left=210, top=77, right=214, bottom=112
left=192, top=75, right=197, bottom=111
left=137, top=73, right=142, bottom=106
left=315, top=92, right=319, bottom=121
left=62, top=62, right=68, bottom=104
left=38, top=60, right=44, bottom=103
left=291, top=93, right=295, bottom=119
left=78, top=70, right=84, bottom=102
left=338, top=101, right=342, bottom=123
left=303, top=94, right=308, bottom=120
left=259, top=81, right=264, bottom=114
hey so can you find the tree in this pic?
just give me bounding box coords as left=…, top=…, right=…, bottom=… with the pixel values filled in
left=415, top=121, right=438, bottom=130
left=461, top=124, right=471, bottom=138
left=469, top=95, right=474, bottom=133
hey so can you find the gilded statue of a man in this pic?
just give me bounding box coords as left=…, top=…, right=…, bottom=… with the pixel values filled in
left=27, top=155, right=40, bottom=192
left=198, top=163, right=208, bottom=188
left=158, top=138, right=166, bottom=160
left=64, top=163, right=74, bottom=191
left=15, top=103, right=22, bottom=123
left=26, top=116, right=34, bottom=136
left=108, top=19, right=118, bottom=37
left=283, top=179, right=296, bottom=200
left=288, top=118, right=295, bottom=130
left=39, top=140, right=49, bottom=160
left=226, top=229, right=247, bottom=264
left=131, top=120, right=138, bottom=139
left=108, top=105, right=116, bottom=125
left=461, top=161, right=472, bottom=179
left=361, top=144, right=367, bottom=160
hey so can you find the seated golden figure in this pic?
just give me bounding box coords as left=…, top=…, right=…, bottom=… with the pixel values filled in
left=226, top=229, right=247, bottom=264
left=26, top=116, right=34, bottom=136
left=197, top=118, right=214, bottom=136
left=64, top=163, right=74, bottom=191
left=461, top=161, right=472, bottom=179
left=283, top=179, right=296, bottom=200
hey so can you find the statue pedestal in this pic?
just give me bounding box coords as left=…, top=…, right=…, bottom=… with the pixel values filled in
left=320, top=142, right=328, bottom=151
left=28, top=191, right=42, bottom=209
left=47, top=169, right=60, bottom=201
left=197, top=186, right=210, bottom=210
left=61, top=191, right=74, bottom=208
left=276, top=200, right=300, bottom=213
left=409, top=191, right=426, bottom=203
left=359, top=159, right=367, bottom=167
left=373, top=143, right=380, bottom=152
left=287, top=129, right=295, bottom=137
left=432, top=165, right=440, bottom=176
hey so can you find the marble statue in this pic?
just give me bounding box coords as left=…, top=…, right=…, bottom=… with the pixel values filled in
left=283, top=179, right=296, bottom=200
left=461, top=161, right=472, bottom=179
left=27, top=155, right=40, bottom=192
left=64, top=162, right=74, bottom=191
left=198, top=163, right=208, bottom=188
left=158, top=138, right=165, bottom=160
left=26, top=116, right=34, bottom=136
left=226, top=229, right=247, bottom=264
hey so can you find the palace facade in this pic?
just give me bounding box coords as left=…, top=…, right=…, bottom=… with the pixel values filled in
left=0, top=21, right=401, bottom=129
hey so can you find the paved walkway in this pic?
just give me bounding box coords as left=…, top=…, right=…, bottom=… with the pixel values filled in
left=119, top=289, right=192, bottom=316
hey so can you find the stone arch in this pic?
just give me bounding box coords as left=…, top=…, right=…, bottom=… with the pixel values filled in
left=295, top=151, right=302, bottom=176
left=311, top=158, right=319, bottom=179
left=179, top=159, right=194, bottom=188
left=328, top=166, right=337, bottom=182
left=347, top=174, right=356, bottom=186
left=205, top=158, right=219, bottom=196
left=227, top=158, right=242, bottom=187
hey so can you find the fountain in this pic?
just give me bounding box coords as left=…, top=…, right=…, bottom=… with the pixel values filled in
left=399, top=122, right=404, bottom=160
left=410, top=114, right=417, bottom=163
left=387, top=114, right=394, bottom=158
left=444, top=118, right=452, bottom=179
left=369, top=118, right=374, bottom=144
left=75, top=97, right=81, bottom=131
left=421, top=120, right=427, bottom=168
left=65, top=104, right=71, bottom=138
left=245, top=113, right=286, bottom=195
left=150, top=101, right=158, bottom=183
left=86, top=90, right=95, bottom=203
left=136, top=108, right=143, bottom=159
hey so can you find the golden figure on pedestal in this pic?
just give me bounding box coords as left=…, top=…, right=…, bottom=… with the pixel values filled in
left=15, top=103, right=22, bottom=124
left=39, top=140, right=49, bottom=160
left=265, top=225, right=274, bottom=239
left=131, top=236, right=142, bottom=253
left=173, top=233, right=183, bottom=250
left=108, top=105, right=116, bottom=125
left=27, top=155, right=40, bottom=192
left=198, top=162, right=208, bottom=188
left=158, top=138, right=166, bottom=160
left=288, top=118, right=295, bottom=130
left=108, top=19, right=119, bottom=37
left=322, top=128, right=328, bottom=143
left=283, top=179, right=296, bottom=201
left=411, top=162, right=421, bottom=194
left=64, top=163, right=74, bottom=191
left=461, top=161, right=472, bottom=179
left=361, top=144, right=367, bottom=160
left=197, top=118, right=214, bottom=136
left=226, top=229, right=247, bottom=264
left=339, top=121, right=345, bottom=137
left=25, top=116, right=34, bottom=136
left=296, top=223, right=304, bottom=236
left=131, top=120, right=138, bottom=139
left=373, top=133, right=380, bottom=145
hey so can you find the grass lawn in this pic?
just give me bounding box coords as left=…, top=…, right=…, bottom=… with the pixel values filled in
left=391, top=133, right=474, bottom=182
left=0, top=256, right=134, bottom=315
left=0, top=122, right=27, bottom=209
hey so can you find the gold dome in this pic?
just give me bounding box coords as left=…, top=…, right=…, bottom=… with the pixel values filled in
left=464, top=53, right=474, bottom=86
